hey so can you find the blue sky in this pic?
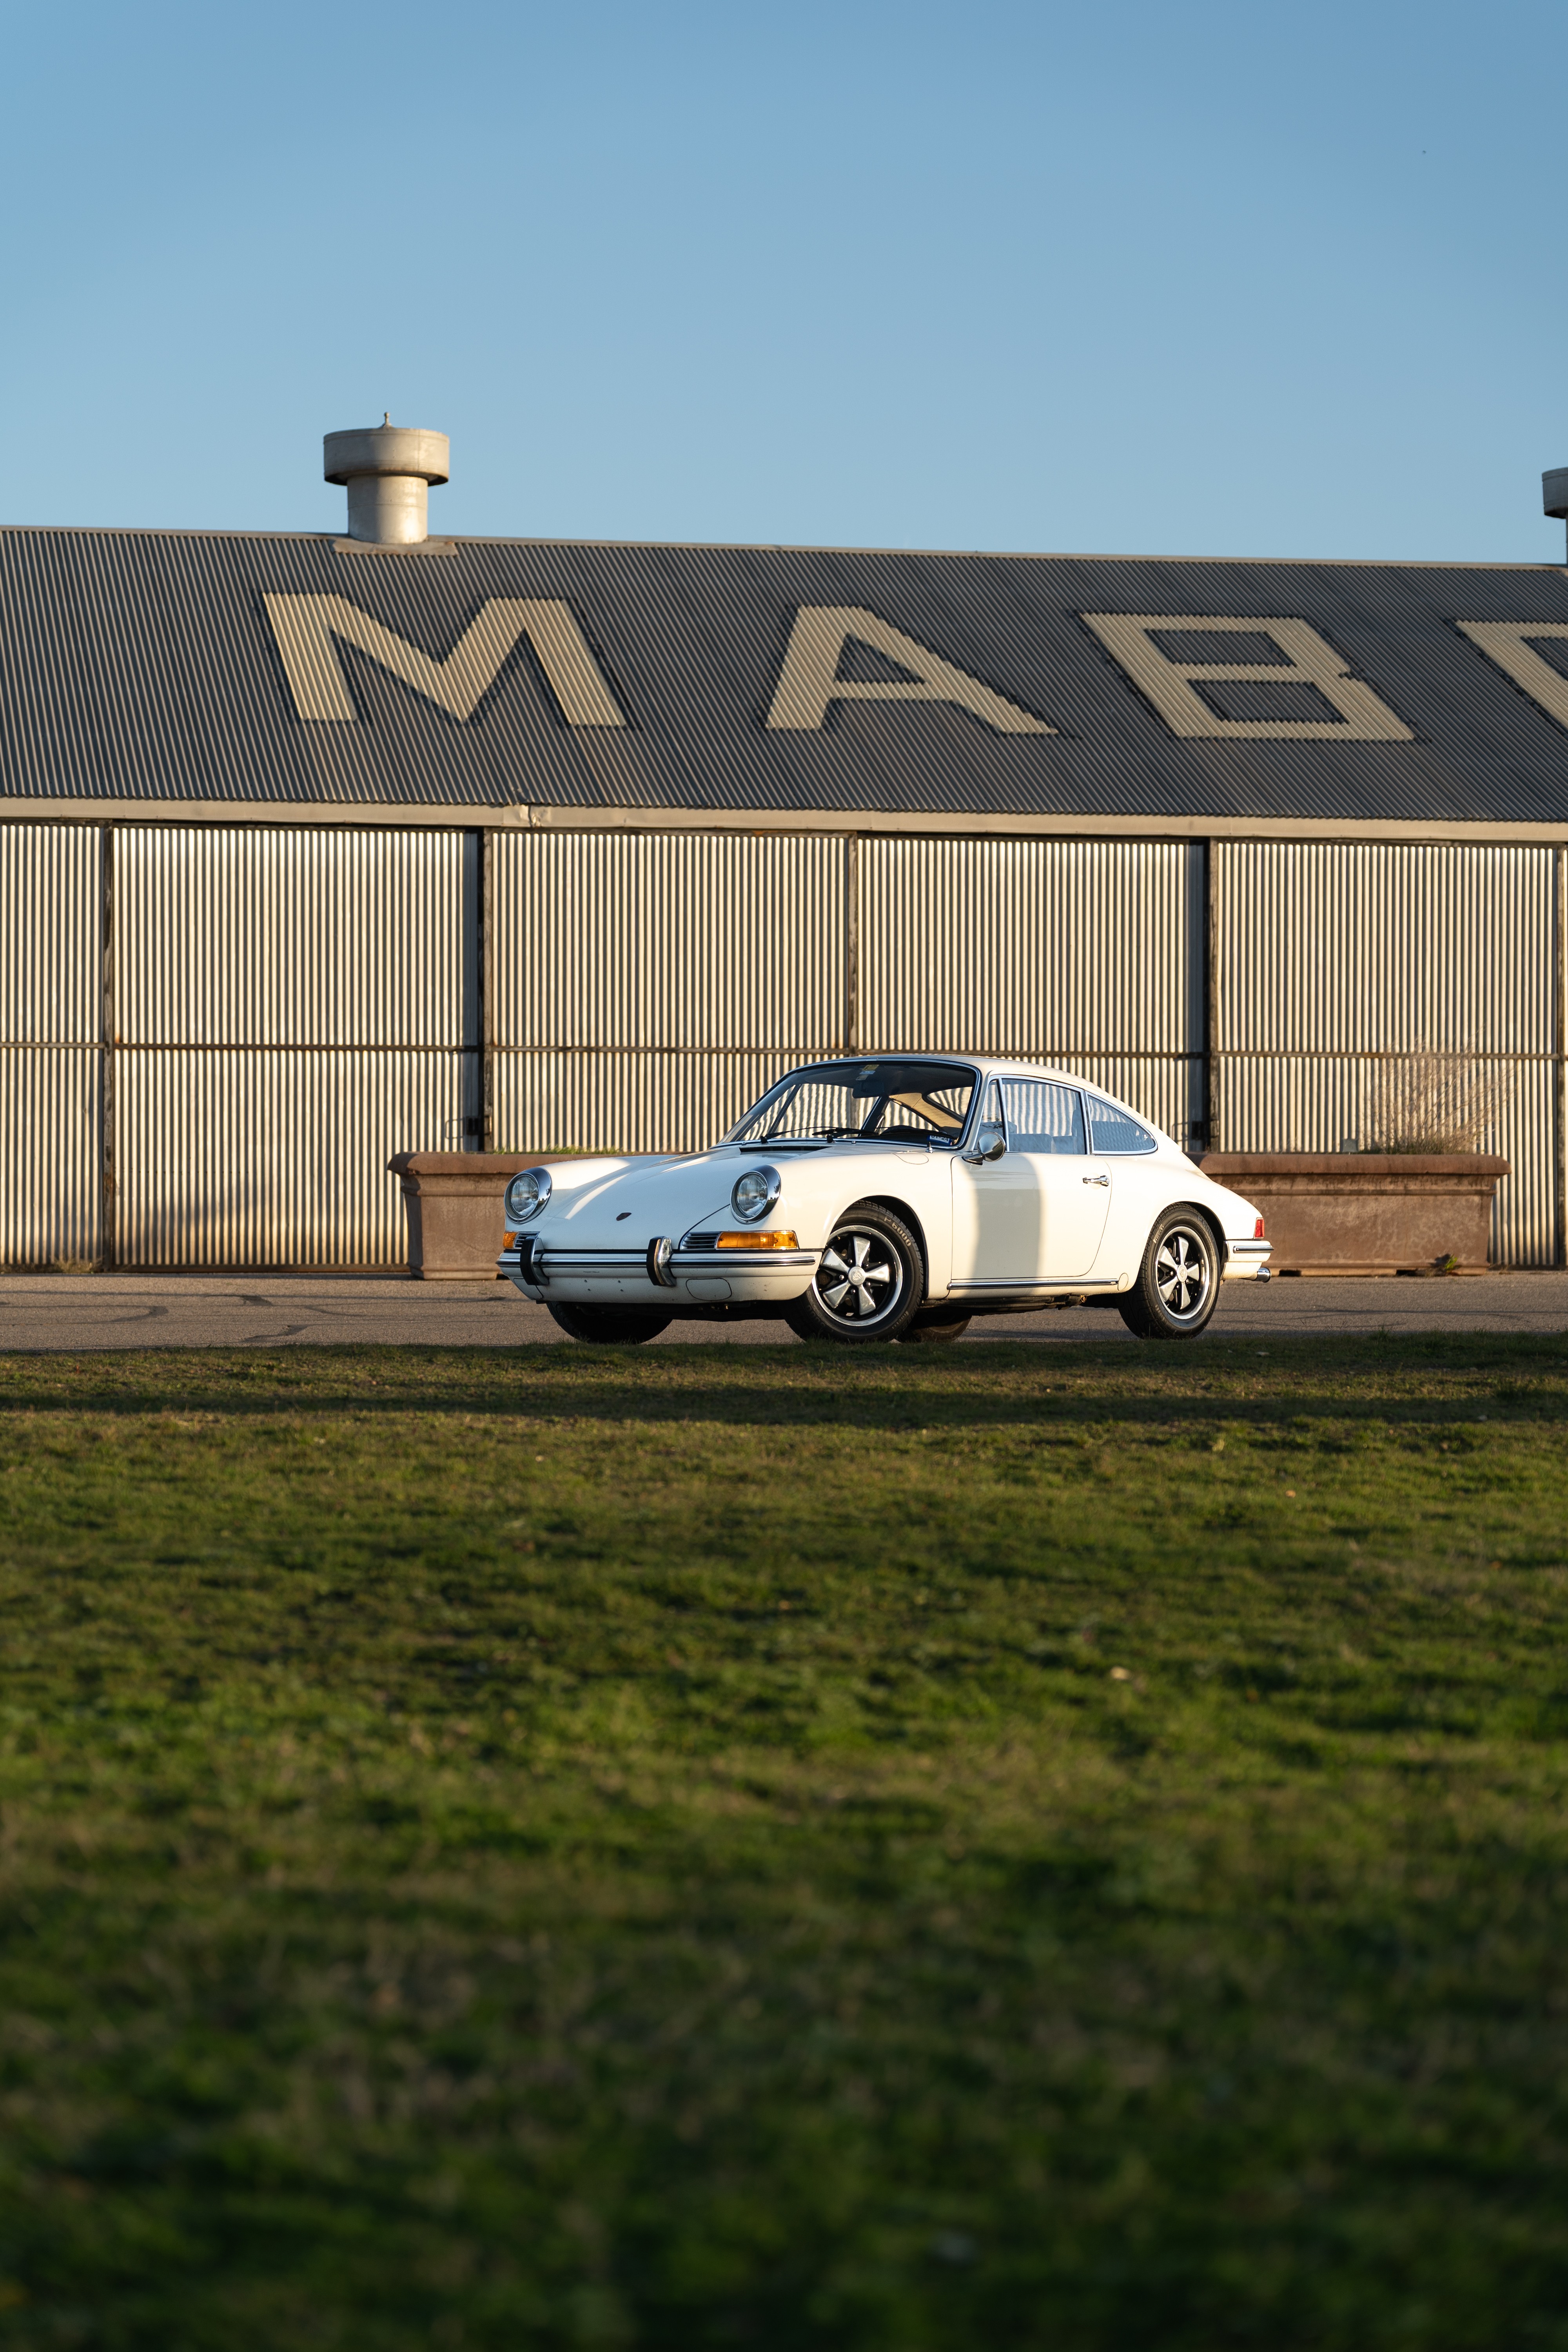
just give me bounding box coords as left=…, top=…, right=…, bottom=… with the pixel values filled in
left=3, top=0, right=1564, bottom=562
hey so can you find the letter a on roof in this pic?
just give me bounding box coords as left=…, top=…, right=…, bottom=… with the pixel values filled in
left=766, top=606, right=1053, bottom=733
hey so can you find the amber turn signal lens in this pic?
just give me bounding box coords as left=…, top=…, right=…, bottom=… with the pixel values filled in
left=715, top=1229, right=799, bottom=1250
left=502, top=1231, right=518, bottom=1247
left=1254, top=1217, right=1266, bottom=1238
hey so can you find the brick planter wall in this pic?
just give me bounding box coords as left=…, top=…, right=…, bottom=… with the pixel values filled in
left=1198, top=1153, right=1509, bottom=1276
left=387, top=1152, right=610, bottom=1281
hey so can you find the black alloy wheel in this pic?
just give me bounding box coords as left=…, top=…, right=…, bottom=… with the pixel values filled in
left=1118, top=1209, right=1220, bottom=1339
left=783, top=1204, right=923, bottom=1345
left=546, top=1303, right=675, bottom=1345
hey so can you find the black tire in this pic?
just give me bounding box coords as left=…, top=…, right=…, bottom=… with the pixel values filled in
left=898, top=1310, right=972, bottom=1345
left=1118, top=1209, right=1220, bottom=1339
left=783, top=1203, right=924, bottom=1345
left=546, top=1303, right=674, bottom=1345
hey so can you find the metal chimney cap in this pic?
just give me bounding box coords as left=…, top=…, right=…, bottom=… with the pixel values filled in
left=1543, top=466, right=1568, bottom=520
left=324, top=422, right=449, bottom=487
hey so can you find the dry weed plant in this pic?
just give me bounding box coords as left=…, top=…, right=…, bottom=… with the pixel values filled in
left=1368, top=1053, right=1512, bottom=1153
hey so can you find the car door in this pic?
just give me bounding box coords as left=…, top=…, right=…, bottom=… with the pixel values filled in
left=996, top=1078, right=1111, bottom=1279
left=949, top=1078, right=1113, bottom=1284
left=949, top=1081, right=1043, bottom=1280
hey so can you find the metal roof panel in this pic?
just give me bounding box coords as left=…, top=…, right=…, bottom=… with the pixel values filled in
left=2, top=527, right=1567, bottom=825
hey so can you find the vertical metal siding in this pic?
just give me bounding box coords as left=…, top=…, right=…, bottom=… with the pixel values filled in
left=1213, top=842, right=1558, bottom=1262
left=1214, top=842, right=1555, bottom=1053
left=0, top=826, right=102, bottom=1266
left=116, top=1048, right=467, bottom=1268
left=109, top=828, right=474, bottom=1265
left=491, top=1047, right=801, bottom=1156
left=856, top=836, right=1199, bottom=1060
left=490, top=830, right=847, bottom=1050
left=0, top=823, right=101, bottom=1044
left=0, top=1047, right=101, bottom=1266
left=114, top=827, right=466, bottom=1045
left=1, top=816, right=1559, bottom=1272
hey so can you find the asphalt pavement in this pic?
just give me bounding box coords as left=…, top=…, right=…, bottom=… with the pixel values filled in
left=0, top=1271, right=1564, bottom=1350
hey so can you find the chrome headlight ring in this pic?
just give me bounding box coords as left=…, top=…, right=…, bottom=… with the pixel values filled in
left=505, top=1165, right=553, bottom=1223
left=731, top=1163, right=782, bottom=1223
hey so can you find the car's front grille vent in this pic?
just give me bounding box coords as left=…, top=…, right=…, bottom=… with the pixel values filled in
left=682, top=1232, right=720, bottom=1250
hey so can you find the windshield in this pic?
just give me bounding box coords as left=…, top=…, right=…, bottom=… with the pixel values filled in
left=725, top=1060, right=978, bottom=1145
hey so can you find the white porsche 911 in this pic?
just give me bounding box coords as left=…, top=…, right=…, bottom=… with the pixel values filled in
left=498, top=1056, right=1270, bottom=1345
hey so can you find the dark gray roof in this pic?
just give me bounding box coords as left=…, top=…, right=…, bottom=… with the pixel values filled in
left=3, top=524, right=1568, bottom=824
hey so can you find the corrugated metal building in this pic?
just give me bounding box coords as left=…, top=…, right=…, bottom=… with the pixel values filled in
left=2, top=430, right=1565, bottom=1269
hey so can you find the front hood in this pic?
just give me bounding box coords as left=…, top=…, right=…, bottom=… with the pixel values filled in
left=537, top=1148, right=743, bottom=1248
left=524, top=1137, right=921, bottom=1250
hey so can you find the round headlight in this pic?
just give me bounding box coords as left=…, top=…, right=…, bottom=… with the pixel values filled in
left=505, top=1166, right=553, bottom=1223
left=731, top=1164, right=781, bottom=1223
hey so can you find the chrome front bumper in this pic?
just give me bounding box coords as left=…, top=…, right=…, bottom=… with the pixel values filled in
left=498, top=1240, right=819, bottom=1306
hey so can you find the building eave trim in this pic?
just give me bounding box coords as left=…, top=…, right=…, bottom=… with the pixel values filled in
left=2, top=793, right=1567, bottom=848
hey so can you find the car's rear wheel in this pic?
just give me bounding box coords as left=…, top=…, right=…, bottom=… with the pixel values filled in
left=546, top=1303, right=674, bottom=1345
left=898, top=1309, right=972, bottom=1345
left=783, top=1204, right=923, bottom=1345
left=1118, top=1210, right=1219, bottom=1339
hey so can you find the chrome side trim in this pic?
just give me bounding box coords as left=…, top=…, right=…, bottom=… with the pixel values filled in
left=947, top=1277, right=1123, bottom=1296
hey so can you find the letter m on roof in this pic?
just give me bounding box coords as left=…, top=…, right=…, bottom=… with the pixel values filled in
left=263, top=595, right=625, bottom=726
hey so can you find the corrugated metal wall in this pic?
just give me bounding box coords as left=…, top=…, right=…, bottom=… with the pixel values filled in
left=0, top=819, right=1561, bottom=1270
left=856, top=836, right=1204, bottom=1145
left=1213, top=843, right=1561, bottom=1264
left=0, top=825, right=102, bottom=1266
left=490, top=831, right=846, bottom=1151
left=112, top=828, right=475, bottom=1267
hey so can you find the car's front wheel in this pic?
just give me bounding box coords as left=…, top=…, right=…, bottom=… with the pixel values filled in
left=546, top=1303, right=674, bottom=1345
left=783, top=1204, right=923, bottom=1345
left=1118, top=1209, right=1219, bottom=1339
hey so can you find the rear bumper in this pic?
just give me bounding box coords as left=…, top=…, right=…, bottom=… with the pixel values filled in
left=498, top=1242, right=818, bottom=1307
left=1222, top=1240, right=1273, bottom=1281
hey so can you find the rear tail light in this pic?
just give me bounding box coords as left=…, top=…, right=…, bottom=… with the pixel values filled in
left=1254, top=1216, right=1266, bottom=1239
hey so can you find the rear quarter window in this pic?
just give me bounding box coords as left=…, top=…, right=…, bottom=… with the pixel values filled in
left=1086, top=1099, right=1157, bottom=1154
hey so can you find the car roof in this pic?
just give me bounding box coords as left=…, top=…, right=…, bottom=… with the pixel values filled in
left=792, top=1053, right=1120, bottom=1097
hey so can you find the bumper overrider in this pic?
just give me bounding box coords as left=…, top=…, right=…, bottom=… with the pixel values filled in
left=499, top=1230, right=820, bottom=1305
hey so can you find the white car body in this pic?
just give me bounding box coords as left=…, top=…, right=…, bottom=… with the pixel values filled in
left=498, top=1056, right=1270, bottom=1329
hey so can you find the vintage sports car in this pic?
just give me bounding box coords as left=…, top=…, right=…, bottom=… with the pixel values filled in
left=499, top=1056, right=1271, bottom=1345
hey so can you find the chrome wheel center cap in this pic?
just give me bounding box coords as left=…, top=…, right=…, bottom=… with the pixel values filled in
left=820, top=1232, right=896, bottom=1319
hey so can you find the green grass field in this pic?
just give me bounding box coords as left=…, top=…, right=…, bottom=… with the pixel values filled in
left=2, top=1332, right=1567, bottom=2350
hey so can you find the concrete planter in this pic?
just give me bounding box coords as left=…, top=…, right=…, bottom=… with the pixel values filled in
left=387, top=1152, right=600, bottom=1281
left=1198, top=1153, right=1509, bottom=1276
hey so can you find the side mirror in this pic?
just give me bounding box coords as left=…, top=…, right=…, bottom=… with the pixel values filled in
left=964, top=1122, right=1007, bottom=1164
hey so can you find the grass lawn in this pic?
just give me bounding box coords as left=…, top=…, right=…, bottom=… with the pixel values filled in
left=2, top=1330, right=1567, bottom=2350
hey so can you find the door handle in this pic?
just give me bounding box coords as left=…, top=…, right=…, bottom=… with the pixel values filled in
left=1082, top=1174, right=1110, bottom=1187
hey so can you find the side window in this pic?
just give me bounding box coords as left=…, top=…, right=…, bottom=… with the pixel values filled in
left=999, top=1080, right=1085, bottom=1155
left=1085, top=1098, right=1157, bottom=1155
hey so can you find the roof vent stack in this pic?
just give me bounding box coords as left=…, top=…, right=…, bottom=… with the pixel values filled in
left=324, top=417, right=450, bottom=545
